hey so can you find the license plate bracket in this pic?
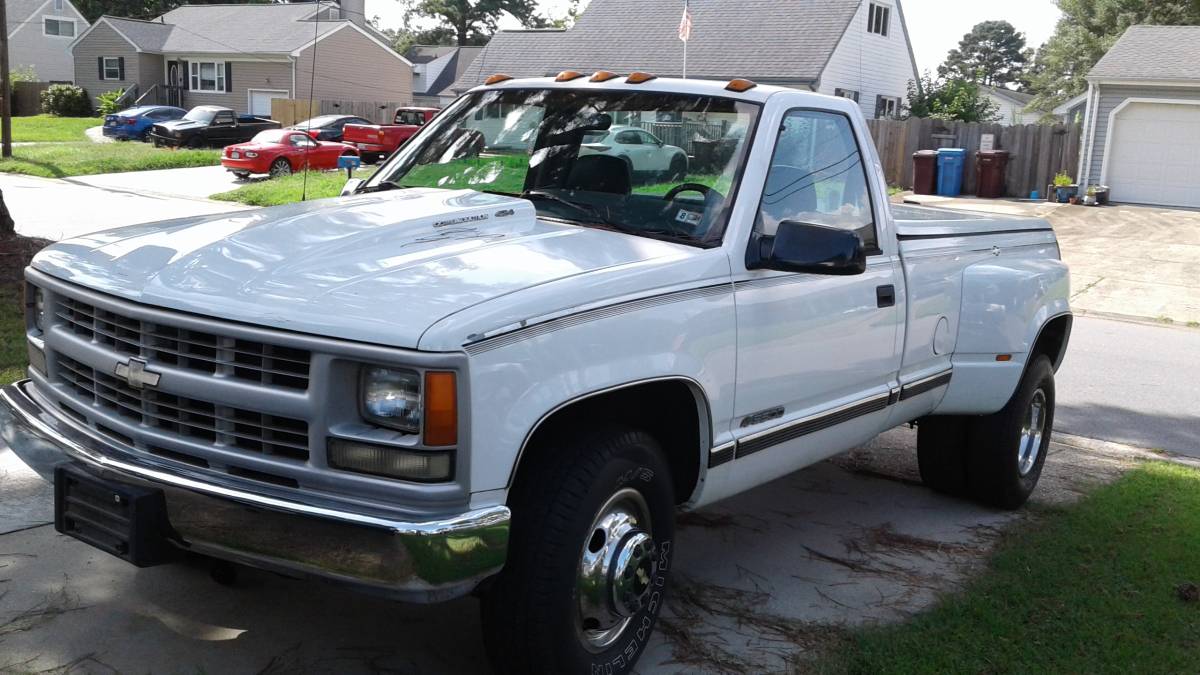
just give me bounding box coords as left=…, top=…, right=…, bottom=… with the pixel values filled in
left=54, top=466, right=176, bottom=567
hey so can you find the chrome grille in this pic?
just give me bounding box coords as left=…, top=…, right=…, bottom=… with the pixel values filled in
left=57, top=296, right=311, bottom=390
left=58, top=355, right=310, bottom=461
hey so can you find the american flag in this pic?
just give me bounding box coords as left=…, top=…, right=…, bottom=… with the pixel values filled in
left=678, top=0, right=693, bottom=42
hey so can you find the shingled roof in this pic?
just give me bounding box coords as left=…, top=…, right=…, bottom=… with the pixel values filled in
left=453, top=0, right=864, bottom=93
left=1088, top=25, right=1200, bottom=82
left=88, top=3, right=346, bottom=55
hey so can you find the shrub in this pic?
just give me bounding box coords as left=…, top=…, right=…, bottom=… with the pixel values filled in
left=1053, top=172, right=1074, bottom=187
left=96, top=88, right=126, bottom=117
left=10, top=65, right=38, bottom=83
left=40, top=84, right=92, bottom=117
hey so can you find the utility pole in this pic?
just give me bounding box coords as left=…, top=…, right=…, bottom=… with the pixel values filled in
left=0, top=0, right=11, bottom=158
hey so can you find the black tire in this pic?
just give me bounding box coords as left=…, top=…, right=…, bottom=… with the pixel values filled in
left=152, top=138, right=163, bottom=148
left=966, top=355, right=1056, bottom=509
left=269, top=158, right=293, bottom=178
left=186, top=136, right=203, bottom=150
left=231, top=171, right=250, bottom=181
left=480, top=426, right=675, bottom=675
left=668, top=154, right=688, bottom=182
left=917, top=416, right=970, bottom=497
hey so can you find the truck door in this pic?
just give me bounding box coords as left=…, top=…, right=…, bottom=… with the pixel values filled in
left=730, top=108, right=903, bottom=471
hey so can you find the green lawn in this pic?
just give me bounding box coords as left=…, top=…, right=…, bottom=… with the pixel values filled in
left=210, top=169, right=374, bottom=207
left=0, top=143, right=220, bottom=178
left=0, top=287, right=27, bottom=383
left=12, top=115, right=101, bottom=143
left=818, top=461, right=1200, bottom=674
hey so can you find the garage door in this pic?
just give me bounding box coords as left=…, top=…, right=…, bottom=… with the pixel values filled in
left=1106, top=102, right=1200, bottom=208
left=248, top=90, right=289, bottom=118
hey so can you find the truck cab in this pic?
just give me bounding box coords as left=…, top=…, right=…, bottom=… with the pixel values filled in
left=4, top=74, right=1070, bottom=675
left=342, top=106, right=439, bottom=164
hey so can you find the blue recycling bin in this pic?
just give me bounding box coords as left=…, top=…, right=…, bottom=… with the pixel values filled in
left=936, top=148, right=966, bottom=197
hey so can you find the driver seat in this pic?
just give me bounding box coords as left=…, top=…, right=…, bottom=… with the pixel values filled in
left=565, top=155, right=632, bottom=195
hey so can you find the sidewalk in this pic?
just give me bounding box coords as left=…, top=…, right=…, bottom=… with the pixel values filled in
left=0, top=171, right=248, bottom=241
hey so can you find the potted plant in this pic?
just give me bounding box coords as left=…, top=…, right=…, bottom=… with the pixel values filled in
left=1083, top=185, right=1098, bottom=206
left=1053, top=172, right=1076, bottom=203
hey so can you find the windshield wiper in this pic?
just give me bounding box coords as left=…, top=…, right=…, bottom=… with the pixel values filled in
left=520, top=190, right=615, bottom=225
left=358, top=180, right=403, bottom=194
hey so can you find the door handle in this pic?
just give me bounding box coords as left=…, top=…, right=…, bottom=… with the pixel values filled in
left=876, top=284, right=896, bottom=308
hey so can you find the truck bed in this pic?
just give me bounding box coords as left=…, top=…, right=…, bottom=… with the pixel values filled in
left=891, top=204, right=1052, bottom=239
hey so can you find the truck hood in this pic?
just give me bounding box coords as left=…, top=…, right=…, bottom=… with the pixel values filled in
left=153, top=119, right=204, bottom=132
left=32, top=188, right=693, bottom=350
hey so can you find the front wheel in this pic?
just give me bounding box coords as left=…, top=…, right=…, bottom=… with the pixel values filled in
left=668, top=154, right=688, bottom=182
left=480, top=426, right=675, bottom=675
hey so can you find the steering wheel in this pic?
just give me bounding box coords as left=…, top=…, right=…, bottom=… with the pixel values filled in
left=663, top=183, right=724, bottom=202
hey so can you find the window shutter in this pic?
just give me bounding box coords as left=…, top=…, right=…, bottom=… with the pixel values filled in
left=117, top=57, right=125, bottom=81
left=224, top=62, right=232, bottom=92
left=180, top=60, right=188, bottom=88
left=97, top=57, right=104, bottom=80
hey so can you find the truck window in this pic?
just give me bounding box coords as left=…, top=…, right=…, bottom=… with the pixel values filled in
left=757, top=110, right=877, bottom=251
left=395, top=110, right=428, bottom=126
left=213, top=111, right=234, bottom=126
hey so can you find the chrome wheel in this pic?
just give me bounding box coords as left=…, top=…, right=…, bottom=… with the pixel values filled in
left=575, top=488, right=656, bottom=652
left=270, top=159, right=292, bottom=178
left=1017, top=388, right=1047, bottom=476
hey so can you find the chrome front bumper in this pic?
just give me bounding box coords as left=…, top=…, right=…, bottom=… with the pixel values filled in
left=0, top=380, right=510, bottom=603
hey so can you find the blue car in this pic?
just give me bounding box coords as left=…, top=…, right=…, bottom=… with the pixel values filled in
left=102, top=105, right=187, bottom=141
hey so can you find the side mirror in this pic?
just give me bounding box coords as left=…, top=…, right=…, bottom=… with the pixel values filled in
left=341, top=178, right=364, bottom=196
left=747, top=220, right=866, bottom=276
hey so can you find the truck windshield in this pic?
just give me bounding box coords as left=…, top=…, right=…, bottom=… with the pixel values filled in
left=366, top=88, right=760, bottom=246
left=183, top=109, right=216, bottom=123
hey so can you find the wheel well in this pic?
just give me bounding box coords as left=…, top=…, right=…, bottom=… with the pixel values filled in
left=515, top=380, right=706, bottom=505
left=1032, top=314, right=1073, bottom=371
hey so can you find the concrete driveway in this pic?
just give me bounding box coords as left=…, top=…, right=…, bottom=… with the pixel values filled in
left=0, top=428, right=1171, bottom=674
left=67, top=165, right=248, bottom=202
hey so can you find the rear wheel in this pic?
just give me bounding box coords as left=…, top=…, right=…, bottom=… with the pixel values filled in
left=269, top=158, right=293, bottom=178
left=480, top=426, right=675, bottom=675
left=966, top=356, right=1055, bottom=509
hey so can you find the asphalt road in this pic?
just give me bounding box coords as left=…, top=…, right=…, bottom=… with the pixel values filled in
left=1054, top=315, right=1200, bottom=456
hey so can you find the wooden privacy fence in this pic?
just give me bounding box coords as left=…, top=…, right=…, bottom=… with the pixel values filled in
left=865, top=118, right=1082, bottom=198
left=318, top=100, right=407, bottom=124
left=270, top=99, right=319, bottom=127
left=12, top=82, right=52, bottom=116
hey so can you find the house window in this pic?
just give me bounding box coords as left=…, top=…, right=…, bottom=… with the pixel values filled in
left=53, top=0, right=63, bottom=10
left=189, top=61, right=227, bottom=93
left=867, top=3, right=890, bottom=36
left=43, top=17, right=75, bottom=37
left=834, top=88, right=860, bottom=103
left=101, top=57, right=121, bottom=81
left=875, top=95, right=900, bottom=119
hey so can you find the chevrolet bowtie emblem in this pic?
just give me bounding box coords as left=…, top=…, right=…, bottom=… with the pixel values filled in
left=114, top=358, right=161, bottom=390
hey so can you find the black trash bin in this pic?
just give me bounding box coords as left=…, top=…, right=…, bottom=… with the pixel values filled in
left=976, top=150, right=1010, bottom=198
left=912, top=150, right=938, bottom=195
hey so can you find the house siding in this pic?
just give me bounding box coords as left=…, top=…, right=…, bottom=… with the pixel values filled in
left=986, top=94, right=1030, bottom=125
left=72, top=21, right=142, bottom=108
left=294, top=26, right=411, bottom=104
left=1086, top=84, right=1200, bottom=185
left=817, top=0, right=916, bottom=118
left=8, top=0, right=89, bottom=82
left=182, top=60, right=292, bottom=113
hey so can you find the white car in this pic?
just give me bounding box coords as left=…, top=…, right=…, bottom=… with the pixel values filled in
left=579, top=124, right=690, bottom=181
left=5, top=75, right=1071, bottom=675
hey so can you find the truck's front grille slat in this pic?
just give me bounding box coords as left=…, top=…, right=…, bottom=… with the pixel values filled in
left=58, top=355, right=310, bottom=462
left=56, top=297, right=311, bottom=390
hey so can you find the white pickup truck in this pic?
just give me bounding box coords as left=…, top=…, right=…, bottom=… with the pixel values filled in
left=3, top=74, right=1071, bottom=674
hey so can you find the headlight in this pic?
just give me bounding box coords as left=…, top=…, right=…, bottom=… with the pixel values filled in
left=361, top=367, right=422, bottom=432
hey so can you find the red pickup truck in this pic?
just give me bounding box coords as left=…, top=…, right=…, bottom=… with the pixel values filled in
left=341, top=106, right=439, bottom=164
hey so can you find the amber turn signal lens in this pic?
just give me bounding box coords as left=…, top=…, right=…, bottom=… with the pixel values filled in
left=725, top=78, right=758, bottom=92
left=555, top=70, right=585, bottom=82
left=423, top=371, right=458, bottom=447
left=996, top=354, right=1013, bottom=362
left=590, top=70, right=620, bottom=82
left=625, top=71, right=657, bottom=84
left=484, top=73, right=513, bottom=85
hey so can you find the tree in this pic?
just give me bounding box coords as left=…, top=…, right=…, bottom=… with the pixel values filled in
left=938, top=20, right=1029, bottom=88
left=1029, top=0, right=1200, bottom=111
left=905, top=74, right=1001, bottom=123
left=401, top=0, right=547, bottom=46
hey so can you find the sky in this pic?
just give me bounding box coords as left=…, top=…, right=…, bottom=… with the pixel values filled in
left=363, top=0, right=1063, bottom=75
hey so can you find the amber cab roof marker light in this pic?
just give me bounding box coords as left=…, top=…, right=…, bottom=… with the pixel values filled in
left=555, top=70, right=586, bottom=82
left=590, top=71, right=621, bottom=82
left=726, top=78, right=758, bottom=92
left=484, top=73, right=513, bottom=85
left=626, top=71, right=658, bottom=84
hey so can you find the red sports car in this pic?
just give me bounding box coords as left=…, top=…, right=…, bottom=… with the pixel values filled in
left=221, top=129, right=357, bottom=179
